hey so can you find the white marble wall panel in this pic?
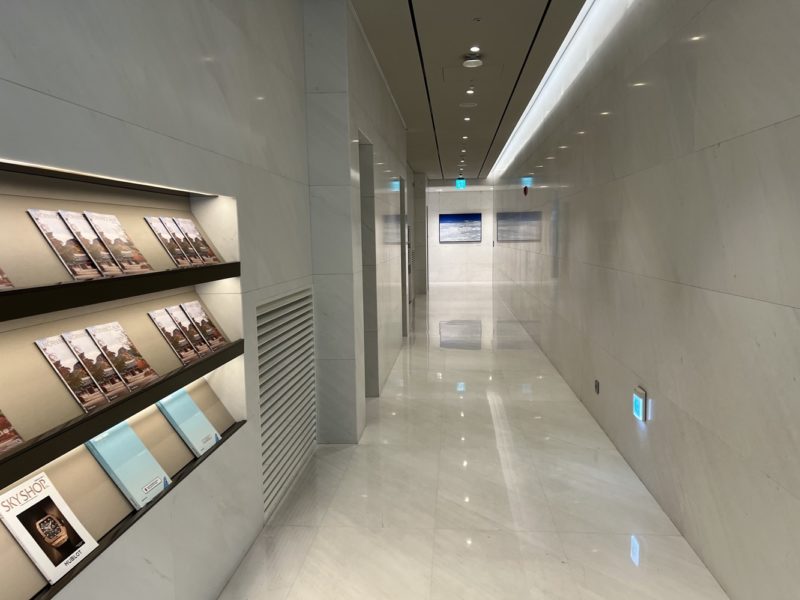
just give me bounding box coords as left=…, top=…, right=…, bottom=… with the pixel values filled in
left=492, top=0, right=800, bottom=597
left=0, top=1, right=312, bottom=598
left=428, top=190, right=494, bottom=284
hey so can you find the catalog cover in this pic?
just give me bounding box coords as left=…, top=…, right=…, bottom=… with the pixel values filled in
left=144, top=216, right=190, bottom=267
left=27, top=209, right=102, bottom=280
left=59, top=210, right=123, bottom=276
left=0, top=267, right=13, bottom=290
left=181, top=300, right=227, bottom=350
left=0, top=410, right=24, bottom=455
left=148, top=308, right=200, bottom=364
left=156, top=389, right=220, bottom=457
left=62, top=329, right=129, bottom=402
left=0, top=472, right=98, bottom=583
left=86, top=422, right=170, bottom=510
left=86, top=322, right=159, bottom=390
left=84, top=212, right=152, bottom=273
left=164, top=305, right=210, bottom=355
left=35, top=335, right=109, bottom=413
left=160, top=217, right=203, bottom=265
left=174, top=218, right=221, bottom=264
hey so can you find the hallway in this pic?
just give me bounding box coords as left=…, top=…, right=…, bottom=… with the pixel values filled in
left=220, top=284, right=728, bottom=599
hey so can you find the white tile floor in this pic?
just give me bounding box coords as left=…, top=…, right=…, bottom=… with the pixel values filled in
left=219, top=284, right=729, bottom=600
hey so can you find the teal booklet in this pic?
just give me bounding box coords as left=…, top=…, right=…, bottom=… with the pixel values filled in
left=157, top=389, right=220, bottom=457
left=86, top=422, right=170, bottom=510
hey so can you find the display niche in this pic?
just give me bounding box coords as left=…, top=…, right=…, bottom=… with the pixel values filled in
left=0, top=163, right=245, bottom=600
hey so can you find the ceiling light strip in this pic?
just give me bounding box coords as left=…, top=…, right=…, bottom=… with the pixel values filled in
left=488, top=0, right=637, bottom=179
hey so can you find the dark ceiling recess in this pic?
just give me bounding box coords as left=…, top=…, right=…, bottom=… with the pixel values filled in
left=477, top=0, right=553, bottom=178
left=407, top=0, right=444, bottom=180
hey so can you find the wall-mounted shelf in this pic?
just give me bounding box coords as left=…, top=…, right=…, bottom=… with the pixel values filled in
left=0, top=339, right=244, bottom=489
left=0, top=262, right=241, bottom=323
left=31, top=419, right=246, bottom=600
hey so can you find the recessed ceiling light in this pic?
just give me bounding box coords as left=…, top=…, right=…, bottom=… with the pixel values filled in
left=462, top=136, right=469, bottom=140
left=546, top=156, right=555, bottom=160
left=600, top=111, right=610, bottom=116
left=559, top=145, right=568, bottom=149
left=384, top=169, right=391, bottom=173
left=459, top=160, right=465, bottom=163
left=463, top=58, right=483, bottom=68
left=464, top=117, right=471, bottom=121
left=576, top=130, right=585, bottom=135
left=352, top=139, right=359, bottom=143
left=256, top=96, right=265, bottom=101
left=470, top=45, right=480, bottom=53
left=466, top=89, right=475, bottom=95
left=201, top=56, right=214, bottom=62
left=690, top=35, right=705, bottom=41
left=459, top=102, right=478, bottom=108
left=536, top=165, right=544, bottom=168
left=631, top=82, right=646, bottom=87
left=376, top=162, right=384, bottom=165
left=460, top=149, right=466, bottom=153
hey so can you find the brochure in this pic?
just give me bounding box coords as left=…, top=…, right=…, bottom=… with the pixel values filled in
left=84, top=212, right=152, bottom=273
left=27, top=209, right=101, bottom=280
left=35, top=335, right=109, bottom=413
left=0, top=410, right=24, bottom=455
left=159, top=218, right=203, bottom=265
left=0, top=267, right=13, bottom=290
left=164, top=305, right=210, bottom=355
left=58, top=211, right=122, bottom=276
left=180, top=300, right=227, bottom=350
left=148, top=308, right=200, bottom=364
left=144, top=216, right=190, bottom=267
left=86, top=322, right=158, bottom=390
left=0, top=473, right=98, bottom=583
left=62, top=329, right=129, bottom=401
left=156, top=389, right=220, bottom=457
left=86, top=422, right=170, bottom=510
left=174, top=218, right=221, bottom=264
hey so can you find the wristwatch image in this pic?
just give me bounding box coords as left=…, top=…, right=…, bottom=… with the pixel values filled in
left=34, top=515, right=69, bottom=548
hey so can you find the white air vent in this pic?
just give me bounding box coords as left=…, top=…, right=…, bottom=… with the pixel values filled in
left=257, top=289, right=317, bottom=518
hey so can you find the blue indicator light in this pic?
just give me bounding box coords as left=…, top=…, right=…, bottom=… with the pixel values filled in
left=455, top=178, right=467, bottom=189
left=633, top=391, right=646, bottom=421
left=630, top=535, right=640, bottom=566
left=456, top=382, right=466, bottom=393
left=521, top=176, right=533, bottom=187
left=389, top=180, right=400, bottom=191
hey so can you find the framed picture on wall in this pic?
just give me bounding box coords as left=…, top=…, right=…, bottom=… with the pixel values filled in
left=439, top=213, right=481, bottom=243
left=496, top=211, right=542, bottom=242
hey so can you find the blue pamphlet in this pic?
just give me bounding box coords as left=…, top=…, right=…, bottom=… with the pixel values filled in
left=86, top=422, right=170, bottom=510
left=157, top=388, right=220, bottom=457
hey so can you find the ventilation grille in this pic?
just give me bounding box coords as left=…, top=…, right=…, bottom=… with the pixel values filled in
left=258, top=289, right=316, bottom=518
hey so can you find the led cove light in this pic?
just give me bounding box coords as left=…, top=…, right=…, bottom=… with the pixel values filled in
left=488, top=0, right=637, bottom=179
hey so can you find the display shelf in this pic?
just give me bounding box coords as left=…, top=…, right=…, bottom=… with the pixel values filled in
left=30, top=419, right=246, bottom=600
left=0, top=261, right=240, bottom=323
left=0, top=339, right=243, bottom=489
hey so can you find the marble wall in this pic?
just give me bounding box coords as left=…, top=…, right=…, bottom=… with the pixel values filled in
left=305, top=0, right=407, bottom=441
left=413, top=172, right=428, bottom=294
left=491, top=0, right=800, bottom=598
left=0, top=0, right=313, bottom=598
left=428, top=189, right=494, bottom=284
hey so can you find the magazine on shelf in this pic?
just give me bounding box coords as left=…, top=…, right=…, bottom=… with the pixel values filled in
left=0, top=473, right=98, bottom=583
left=180, top=300, right=227, bottom=350
left=148, top=308, right=200, bottom=364
left=0, top=410, right=24, bottom=455
left=83, top=212, right=152, bottom=273
left=159, top=218, right=203, bottom=265
left=144, top=216, right=190, bottom=267
left=156, top=389, right=220, bottom=457
left=86, top=322, right=158, bottom=390
left=35, top=335, right=109, bottom=413
left=86, top=422, right=171, bottom=510
left=164, top=305, right=210, bottom=355
left=0, top=267, right=13, bottom=290
left=62, top=329, right=129, bottom=401
left=59, top=211, right=123, bottom=276
left=27, top=209, right=102, bottom=280
left=174, top=218, right=221, bottom=264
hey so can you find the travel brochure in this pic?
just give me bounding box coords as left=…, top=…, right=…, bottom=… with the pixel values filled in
left=84, top=212, right=152, bottom=274
left=0, top=472, right=97, bottom=583
left=86, top=422, right=170, bottom=510
left=174, top=217, right=220, bottom=264
left=86, top=322, right=159, bottom=390
left=157, top=388, right=220, bottom=457
left=0, top=266, right=13, bottom=290
left=165, top=304, right=211, bottom=355
left=159, top=216, right=204, bottom=265
left=148, top=308, right=202, bottom=365
left=62, top=329, right=129, bottom=401
left=0, top=410, right=24, bottom=455
left=181, top=300, right=227, bottom=349
left=144, top=216, right=191, bottom=267
left=35, top=335, right=110, bottom=413
left=28, top=209, right=102, bottom=280
left=59, top=210, right=123, bottom=275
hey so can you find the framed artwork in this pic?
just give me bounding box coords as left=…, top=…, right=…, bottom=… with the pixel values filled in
left=439, top=213, right=481, bottom=243
left=496, top=211, right=542, bottom=242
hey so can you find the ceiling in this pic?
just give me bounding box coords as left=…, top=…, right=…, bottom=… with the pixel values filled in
left=350, top=0, right=586, bottom=181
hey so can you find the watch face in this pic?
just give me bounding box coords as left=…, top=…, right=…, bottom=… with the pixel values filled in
left=35, top=515, right=68, bottom=547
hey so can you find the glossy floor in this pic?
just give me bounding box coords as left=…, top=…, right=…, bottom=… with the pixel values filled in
left=219, top=284, right=728, bottom=599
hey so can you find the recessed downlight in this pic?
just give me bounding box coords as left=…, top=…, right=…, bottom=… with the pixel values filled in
left=600, top=111, right=611, bottom=116
left=558, top=145, right=568, bottom=149
left=576, top=130, right=585, bottom=135
left=460, top=149, right=466, bottom=153
left=464, top=117, right=471, bottom=121
left=459, top=102, right=478, bottom=108
left=546, top=156, right=555, bottom=160
left=470, top=45, right=480, bottom=53
left=466, top=89, right=475, bottom=95
left=462, top=136, right=469, bottom=140
left=463, top=58, right=483, bottom=68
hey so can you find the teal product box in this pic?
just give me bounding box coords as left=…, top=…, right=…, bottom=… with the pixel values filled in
left=86, top=422, right=171, bottom=509
left=157, top=388, right=220, bottom=457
